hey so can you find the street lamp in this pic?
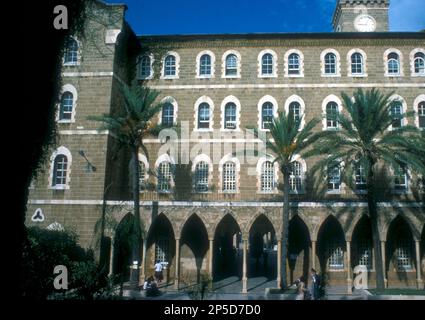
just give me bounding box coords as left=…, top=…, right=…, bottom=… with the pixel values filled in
left=78, top=150, right=97, bottom=172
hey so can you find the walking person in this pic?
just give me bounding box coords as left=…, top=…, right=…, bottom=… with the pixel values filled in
left=309, top=268, right=320, bottom=300
left=154, top=260, right=164, bottom=284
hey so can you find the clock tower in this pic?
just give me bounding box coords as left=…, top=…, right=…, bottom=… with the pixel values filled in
left=332, top=0, right=390, bottom=32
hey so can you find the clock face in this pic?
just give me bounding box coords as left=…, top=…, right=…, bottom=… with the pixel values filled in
left=354, top=14, right=377, bottom=32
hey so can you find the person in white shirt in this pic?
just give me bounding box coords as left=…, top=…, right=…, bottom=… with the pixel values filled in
left=154, top=260, right=164, bottom=283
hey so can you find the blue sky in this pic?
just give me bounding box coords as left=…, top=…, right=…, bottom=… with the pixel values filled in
left=104, top=0, right=425, bottom=35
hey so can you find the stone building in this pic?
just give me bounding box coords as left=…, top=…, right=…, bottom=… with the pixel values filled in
left=26, top=0, right=425, bottom=293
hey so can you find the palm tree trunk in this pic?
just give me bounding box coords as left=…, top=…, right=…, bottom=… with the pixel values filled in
left=281, top=168, right=290, bottom=290
left=130, top=146, right=141, bottom=287
left=367, top=169, right=385, bottom=290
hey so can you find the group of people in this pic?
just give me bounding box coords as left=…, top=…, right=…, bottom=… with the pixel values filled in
left=142, top=260, right=164, bottom=297
left=294, top=268, right=323, bottom=300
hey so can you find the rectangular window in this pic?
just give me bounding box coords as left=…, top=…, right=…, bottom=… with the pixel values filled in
left=195, top=162, right=209, bottom=192
left=223, top=162, right=236, bottom=192
left=155, top=238, right=169, bottom=263
left=394, top=165, right=408, bottom=191
left=351, top=54, right=363, bottom=75
left=418, top=103, right=425, bottom=128
left=356, top=240, right=372, bottom=270
left=262, top=104, right=273, bottom=129
left=355, top=165, right=367, bottom=191
left=288, top=54, right=300, bottom=75
left=327, top=164, right=341, bottom=191
left=396, top=240, right=412, bottom=270
left=158, top=162, right=172, bottom=192
left=327, top=243, right=344, bottom=269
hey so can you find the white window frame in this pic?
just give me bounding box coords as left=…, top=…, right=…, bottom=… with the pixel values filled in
left=410, top=48, right=425, bottom=77
left=155, top=154, right=176, bottom=193
left=354, top=162, right=368, bottom=194
left=289, top=154, right=307, bottom=194
left=384, top=48, right=403, bottom=77
left=138, top=153, right=150, bottom=192
left=284, top=49, right=304, bottom=77
left=414, top=94, right=425, bottom=129
left=57, top=84, right=78, bottom=123
left=158, top=96, right=178, bottom=126
left=347, top=49, right=368, bottom=77
left=63, top=36, right=81, bottom=66
left=256, top=156, right=279, bottom=194
left=220, top=95, right=241, bottom=132
left=388, top=95, right=408, bottom=131
left=284, top=95, right=306, bottom=130
left=321, top=95, right=343, bottom=130
left=161, top=51, right=180, bottom=79
left=191, top=154, right=213, bottom=193
left=257, top=49, right=278, bottom=78
left=137, top=54, right=154, bottom=80
left=320, top=49, right=341, bottom=77
left=48, top=146, right=72, bottom=190
left=219, top=154, right=240, bottom=193
left=391, top=164, right=410, bottom=194
left=222, top=50, right=242, bottom=79
left=193, top=96, right=214, bottom=132
left=196, top=50, right=215, bottom=79
left=257, top=95, right=278, bottom=132
left=326, top=160, right=345, bottom=194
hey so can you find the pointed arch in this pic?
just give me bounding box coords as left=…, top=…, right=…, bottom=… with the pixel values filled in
left=246, top=213, right=277, bottom=238
left=317, top=215, right=346, bottom=271
left=212, top=213, right=241, bottom=240
left=383, top=214, right=418, bottom=242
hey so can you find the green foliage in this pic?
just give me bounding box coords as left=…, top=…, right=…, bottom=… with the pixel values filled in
left=306, top=88, right=425, bottom=189
left=21, top=227, right=113, bottom=299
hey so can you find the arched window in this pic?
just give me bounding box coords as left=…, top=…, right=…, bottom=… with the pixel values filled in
left=194, top=161, right=209, bottom=192
left=261, top=102, right=274, bottom=129
left=289, top=102, right=301, bottom=126
left=289, top=161, right=303, bottom=192
left=414, top=52, right=425, bottom=75
left=222, top=161, right=236, bottom=192
left=418, top=101, right=425, bottom=129
left=225, top=54, right=238, bottom=76
left=288, top=53, right=300, bottom=75
left=351, top=53, right=364, bottom=75
left=64, top=37, right=78, bottom=65
left=261, top=161, right=275, bottom=192
left=324, top=53, right=337, bottom=75
left=139, top=55, right=152, bottom=79
left=261, top=53, right=273, bottom=75
left=162, top=103, right=174, bottom=126
left=390, top=102, right=403, bottom=129
left=164, top=55, right=176, bottom=76
left=327, top=162, right=341, bottom=191
left=224, top=103, right=237, bottom=129
left=59, top=92, right=73, bottom=121
left=52, top=154, right=68, bottom=187
left=326, top=101, right=339, bottom=129
left=387, top=52, right=400, bottom=75
left=198, top=103, right=210, bottom=129
left=199, top=54, right=211, bottom=76
left=157, top=161, right=172, bottom=192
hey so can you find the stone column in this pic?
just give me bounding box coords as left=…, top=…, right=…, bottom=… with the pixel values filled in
left=381, top=241, right=388, bottom=288
left=277, top=239, right=282, bottom=289
left=242, top=238, right=248, bottom=294
left=209, top=239, right=214, bottom=280
left=311, top=240, right=317, bottom=270
left=108, top=236, right=114, bottom=276
left=415, top=240, right=423, bottom=289
left=139, top=239, right=147, bottom=284
left=174, top=238, right=180, bottom=290
left=346, top=241, right=352, bottom=294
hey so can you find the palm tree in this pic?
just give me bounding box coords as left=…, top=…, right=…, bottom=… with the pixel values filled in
left=265, top=111, right=323, bottom=290
left=305, top=88, right=425, bottom=289
left=89, top=80, right=168, bottom=286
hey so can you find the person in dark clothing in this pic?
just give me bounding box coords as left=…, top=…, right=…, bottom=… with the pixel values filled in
left=309, top=268, right=320, bottom=300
